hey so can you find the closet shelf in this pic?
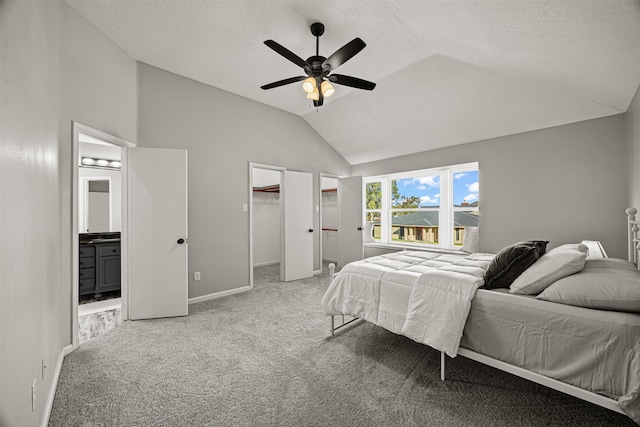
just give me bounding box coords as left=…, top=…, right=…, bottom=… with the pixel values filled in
left=253, top=185, right=280, bottom=193
left=322, top=188, right=337, bottom=193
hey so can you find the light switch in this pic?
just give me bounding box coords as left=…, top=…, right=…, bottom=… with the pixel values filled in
left=242, top=203, right=248, bottom=212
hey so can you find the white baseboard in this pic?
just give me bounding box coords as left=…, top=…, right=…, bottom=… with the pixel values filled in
left=253, top=260, right=280, bottom=267
left=188, top=285, right=252, bottom=305
left=43, top=344, right=73, bottom=427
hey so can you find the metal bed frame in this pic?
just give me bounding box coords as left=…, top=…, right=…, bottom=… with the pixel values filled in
left=326, top=208, right=640, bottom=417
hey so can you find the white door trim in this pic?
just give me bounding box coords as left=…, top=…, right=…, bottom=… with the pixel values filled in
left=248, top=162, right=285, bottom=287
left=71, top=122, right=134, bottom=349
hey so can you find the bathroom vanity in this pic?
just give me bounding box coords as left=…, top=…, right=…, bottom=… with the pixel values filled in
left=79, top=233, right=121, bottom=299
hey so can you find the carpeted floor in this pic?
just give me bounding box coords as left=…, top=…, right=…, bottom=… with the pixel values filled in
left=49, top=264, right=636, bottom=426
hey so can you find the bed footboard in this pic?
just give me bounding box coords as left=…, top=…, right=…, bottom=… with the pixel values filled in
left=329, top=314, right=360, bottom=337
left=327, top=263, right=360, bottom=337
left=439, top=349, right=624, bottom=415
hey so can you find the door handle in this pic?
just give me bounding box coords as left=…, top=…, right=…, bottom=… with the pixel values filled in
left=177, top=238, right=185, bottom=244
left=357, top=227, right=362, bottom=231
left=308, top=229, right=314, bottom=233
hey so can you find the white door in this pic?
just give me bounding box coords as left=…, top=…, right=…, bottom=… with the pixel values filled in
left=283, top=170, right=314, bottom=281
left=338, top=176, right=364, bottom=268
left=127, top=147, right=188, bottom=319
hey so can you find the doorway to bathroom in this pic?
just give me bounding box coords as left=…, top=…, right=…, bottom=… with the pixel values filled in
left=73, top=124, right=129, bottom=345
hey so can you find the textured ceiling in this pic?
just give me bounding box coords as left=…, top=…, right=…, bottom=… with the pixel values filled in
left=66, top=0, right=640, bottom=165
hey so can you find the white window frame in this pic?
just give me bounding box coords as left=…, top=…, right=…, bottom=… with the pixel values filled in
left=364, top=162, right=479, bottom=251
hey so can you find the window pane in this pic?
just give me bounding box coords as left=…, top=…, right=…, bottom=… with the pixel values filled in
left=453, top=170, right=479, bottom=208
left=392, top=176, right=440, bottom=208
left=365, top=182, right=382, bottom=210
left=453, top=211, right=479, bottom=246
left=391, top=210, right=439, bottom=244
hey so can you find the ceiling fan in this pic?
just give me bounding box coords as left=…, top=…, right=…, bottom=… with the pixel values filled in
left=260, top=22, right=376, bottom=107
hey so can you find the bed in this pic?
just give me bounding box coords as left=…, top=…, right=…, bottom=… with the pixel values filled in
left=321, top=208, right=640, bottom=424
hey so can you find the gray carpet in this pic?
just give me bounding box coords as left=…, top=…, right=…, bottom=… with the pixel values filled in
left=49, top=264, right=635, bottom=426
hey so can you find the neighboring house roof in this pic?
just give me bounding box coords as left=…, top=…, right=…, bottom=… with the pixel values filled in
left=388, top=211, right=479, bottom=227
left=454, top=211, right=480, bottom=227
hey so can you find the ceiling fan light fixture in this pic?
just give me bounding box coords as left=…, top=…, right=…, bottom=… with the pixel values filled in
left=302, top=77, right=316, bottom=93
left=321, top=80, right=334, bottom=97
left=307, top=87, right=320, bottom=101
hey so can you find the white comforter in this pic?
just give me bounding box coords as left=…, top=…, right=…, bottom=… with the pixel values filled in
left=321, top=251, right=494, bottom=357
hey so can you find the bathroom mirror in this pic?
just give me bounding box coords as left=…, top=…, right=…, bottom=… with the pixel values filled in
left=82, top=178, right=111, bottom=233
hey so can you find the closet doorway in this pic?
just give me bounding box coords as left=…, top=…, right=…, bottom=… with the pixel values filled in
left=318, top=174, right=365, bottom=271
left=248, top=163, right=314, bottom=285
left=320, top=175, right=339, bottom=269
left=250, top=165, right=284, bottom=285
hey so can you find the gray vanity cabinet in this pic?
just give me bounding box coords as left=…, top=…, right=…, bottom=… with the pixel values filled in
left=97, top=244, right=121, bottom=295
left=79, top=246, right=96, bottom=296
left=79, top=242, right=121, bottom=298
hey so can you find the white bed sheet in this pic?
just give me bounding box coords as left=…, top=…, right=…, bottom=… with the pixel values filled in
left=322, top=251, right=492, bottom=336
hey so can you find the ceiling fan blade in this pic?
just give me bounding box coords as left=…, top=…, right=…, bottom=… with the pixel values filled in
left=322, top=38, right=366, bottom=71
left=264, top=40, right=310, bottom=69
left=261, top=76, right=306, bottom=90
left=328, top=74, right=376, bottom=90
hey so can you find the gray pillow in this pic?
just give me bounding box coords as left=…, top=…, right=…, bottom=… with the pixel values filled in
left=484, top=240, right=548, bottom=289
left=537, top=258, right=640, bottom=312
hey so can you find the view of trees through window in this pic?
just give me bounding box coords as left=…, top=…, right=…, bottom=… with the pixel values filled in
left=364, top=164, right=479, bottom=249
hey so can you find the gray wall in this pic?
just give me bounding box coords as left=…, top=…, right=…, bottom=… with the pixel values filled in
left=137, top=63, right=351, bottom=298
left=628, top=84, right=640, bottom=211
left=353, top=115, right=629, bottom=259
left=0, top=1, right=137, bottom=425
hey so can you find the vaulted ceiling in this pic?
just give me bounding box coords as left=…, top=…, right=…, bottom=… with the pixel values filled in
left=66, top=0, right=640, bottom=165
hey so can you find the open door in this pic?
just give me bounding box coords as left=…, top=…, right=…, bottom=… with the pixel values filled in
left=283, top=170, right=314, bottom=281
left=127, top=147, right=188, bottom=319
left=338, top=176, right=364, bottom=268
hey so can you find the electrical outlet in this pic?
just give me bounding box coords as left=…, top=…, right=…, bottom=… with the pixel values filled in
left=194, top=271, right=201, bottom=282
left=31, top=379, right=36, bottom=411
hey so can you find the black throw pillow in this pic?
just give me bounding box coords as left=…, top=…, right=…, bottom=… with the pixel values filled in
left=484, top=240, right=549, bottom=289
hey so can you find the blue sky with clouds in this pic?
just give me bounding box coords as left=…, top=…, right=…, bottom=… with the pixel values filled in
left=394, top=170, right=479, bottom=207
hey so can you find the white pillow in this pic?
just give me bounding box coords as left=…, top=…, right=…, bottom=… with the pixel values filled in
left=509, top=243, right=588, bottom=295
left=461, top=227, right=479, bottom=253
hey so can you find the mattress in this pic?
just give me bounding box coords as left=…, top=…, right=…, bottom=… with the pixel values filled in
left=461, top=288, right=640, bottom=415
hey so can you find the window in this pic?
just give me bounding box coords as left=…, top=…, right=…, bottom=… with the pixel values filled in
left=364, top=163, right=479, bottom=250
left=365, top=181, right=382, bottom=241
